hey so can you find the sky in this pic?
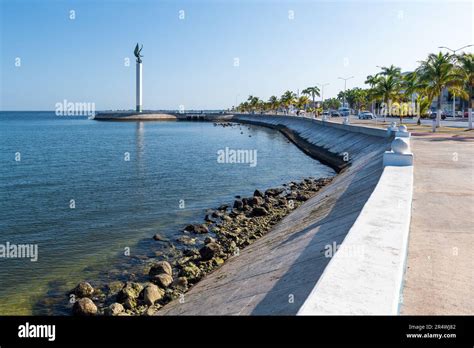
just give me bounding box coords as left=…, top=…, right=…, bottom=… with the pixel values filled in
left=0, top=0, right=473, bottom=111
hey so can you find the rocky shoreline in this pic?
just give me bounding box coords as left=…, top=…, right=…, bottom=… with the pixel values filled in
left=69, top=176, right=332, bottom=316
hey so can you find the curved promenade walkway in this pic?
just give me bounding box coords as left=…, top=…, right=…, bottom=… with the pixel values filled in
left=401, top=133, right=474, bottom=314
left=157, top=115, right=391, bottom=315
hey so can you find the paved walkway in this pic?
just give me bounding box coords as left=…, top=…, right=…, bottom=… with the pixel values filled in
left=401, top=133, right=474, bottom=314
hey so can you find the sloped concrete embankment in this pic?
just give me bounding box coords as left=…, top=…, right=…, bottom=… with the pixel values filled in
left=158, top=115, right=394, bottom=315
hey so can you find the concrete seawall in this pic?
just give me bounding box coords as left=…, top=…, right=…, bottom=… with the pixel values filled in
left=156, top=115, right=413, bottom=315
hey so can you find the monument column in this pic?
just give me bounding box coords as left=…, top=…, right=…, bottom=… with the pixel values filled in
left=134, top=43, right=143, bottom=112
left=136, top=61, right=142, bottom=112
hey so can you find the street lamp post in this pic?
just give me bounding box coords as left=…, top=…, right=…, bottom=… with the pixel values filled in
left=338, top=76, right=354, bottom=107
left=439, top=44, right=474, bottom=129
left=338, top=76, right=354, bottom=124
left=317, top=83, right=329, bottom=107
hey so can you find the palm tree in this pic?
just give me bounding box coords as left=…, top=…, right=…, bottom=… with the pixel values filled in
left=416, top=52, right=467, bottom=128
left=456, top=53, right=474, bottom=128
left=372, top=65, right=402, bottom=121
left=268, top=96, right=280, bottom=114
left=352, top=88, right=368, bottom=113
left=401, top=71, right=431, bottom=124
left=237, top=101, right=250, bottom=113
left=280, top=90, right=297, bottom=114
left=379, top=64, right=402, bottom=77
left=296, top=95, right=310, bottom=111
left=301, top=86, right=320, bottom=109
left=365, top=74, right=381, bottom=113
left=373, top=74, right=402, bottom=122
left=247, top=95, right=261, bottom=114
left=323, top=98, right=341, bottom=110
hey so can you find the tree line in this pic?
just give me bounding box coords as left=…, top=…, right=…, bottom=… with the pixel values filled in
left=234, top=51, right=473, bottom=127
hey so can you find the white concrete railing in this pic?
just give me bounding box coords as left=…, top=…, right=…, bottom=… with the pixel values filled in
left=298, top=124, right=414, bottom=315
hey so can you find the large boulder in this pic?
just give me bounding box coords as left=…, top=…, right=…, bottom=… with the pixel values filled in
left=173, top=277, right=188, bottom=292
left=250, top=196, right=264, bottom=206
left=149, top=261, right=172, bottom=277
left=104, top=302, right=124, bottom=316
left=253, top=189, right=264, bottom=197
left=183, top=224, right=195, bottom=232
left=251, top=206, right=269, bottom=217
left=265, top=188, right=284, bottom=197
left=142, top=284, right=165, bottom=305
left=193, top=224, right=209, bottom=234
left=72, top=298, right=97, bottom=316
left=72, top=281, right=94, bottom=298
left=183, top=224, right=209, bottom=234
left=199, top=242, right=221, bottom=261
left=152, top=273, right=173, bottom=288
left=233, top=199, right=243, bottom=210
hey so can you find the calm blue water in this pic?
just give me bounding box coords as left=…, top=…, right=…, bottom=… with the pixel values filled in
left=0, top=112, right=334, bottom=314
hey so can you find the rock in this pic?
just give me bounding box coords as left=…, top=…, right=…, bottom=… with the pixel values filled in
left=176, top=256, right=192, bottom=266
left=204, top=215, right=215, bottom=223
left=106, top=281, right=124, bottom=296
left=211, top=210, right=223, bottom=218
left=253, top=189, right=264, bottom=197
left=204, top=236, right=216, bottom=244
left=142, top=284, right=165, bottom=305
left=251, top=206, right=269, bottom=217
left=217, top=204, right=229, bottom=211
left=153, top=233, right=168, bottom=242
left=250, top=196, right=264, bottom=206
left=183, top=248, right=199, bottom=257
left=144, top=304, right=162, bottom=316
left=213, top=257, right=225, bottom=267
left=183, top=224, right=195, bottom=232
left=233, top=199, right=243, bottom=209
left=149, top=261, right=172, bottom=277
left=296, top=193, right=311, bottom=201
left=265, top=188, right=284, bottom=197
left=116, top=282, right=143, bottom=303
left=123, top=297, right=137, bottom=310
left=72, top=298, right=97, bottom=316
left=199, top=242, right=221, bottom=261
left=193, top=224, right=209, bottom=234
left=211, top=226, right=221, bottom=233
left=104, top=302, right=124, bottom=316
left=173, top=277, right=188, bottom=291
left=72, top=281, right=94, bottom=298
left=180, top=263, right=202, bottom=282
left=177, top=236, right=196, bottom=245
left=152, top=273, right=173, bottom=288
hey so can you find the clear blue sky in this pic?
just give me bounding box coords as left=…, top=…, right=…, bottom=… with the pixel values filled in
left=1, top=0, right=472, bottom=111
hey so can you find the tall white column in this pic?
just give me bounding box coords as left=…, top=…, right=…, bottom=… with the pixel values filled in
left=136, top=62, right=142, bottom=112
